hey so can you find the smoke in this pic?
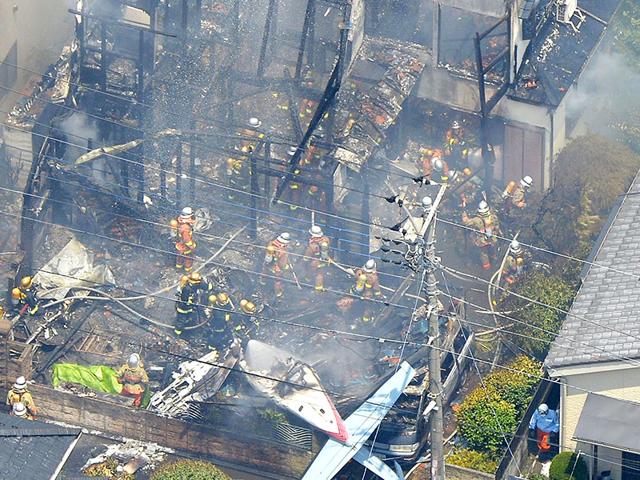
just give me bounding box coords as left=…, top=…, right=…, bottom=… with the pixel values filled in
left=566, top=51, right=640, bottom=139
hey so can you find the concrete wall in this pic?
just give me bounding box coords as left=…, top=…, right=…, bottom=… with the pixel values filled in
left=31, top=384, right=315, bottom=479
left=0, top=0, right=73, bottom=94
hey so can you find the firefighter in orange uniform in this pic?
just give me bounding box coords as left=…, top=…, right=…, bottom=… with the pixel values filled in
left=173, top=207, right=196, bottom=271
left=116, top=353, right=149, bottom=408
left=462, top=201, right=501, bottom=270
left=351, top=259, right=383, bottom=323
left=444, top=120, right=469, bottom=166
left=304, top=226, right=330, bottom=292
left=262, top=232, right=292, bottom=298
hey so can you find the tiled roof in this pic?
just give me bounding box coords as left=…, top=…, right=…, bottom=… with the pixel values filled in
left=0, top=413, right=81, bottom=479
left=546, top=172, right=640, bottom=368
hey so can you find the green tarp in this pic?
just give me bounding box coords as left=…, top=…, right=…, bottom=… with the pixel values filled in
left=52, top=363, right=123, bottom=394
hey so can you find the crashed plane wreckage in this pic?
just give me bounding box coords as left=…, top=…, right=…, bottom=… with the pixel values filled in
left=148, top=339, right=241, bottom=418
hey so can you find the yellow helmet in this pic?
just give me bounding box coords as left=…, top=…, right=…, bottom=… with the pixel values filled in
left=208, top=294, right=218, bottom=304
left=266, top=245, right=276, bottom=255
left=180, top=275, right=189, bottom=287
left=239, top=299, right=248, bottom=308
left=11, top=288, right=21, bottom=299
left=242, top=301, right=256, bottom=314
left=189, top=272, right=202, bottom=283
left=20, top=277, right=32, bottom=289
left=169, top=218, right=179, bottom=229
left=463, top=167, right=472, bottom=177
left=0, top=305, right=5, bottom=317
left=217, top=292, right=229, bottom=304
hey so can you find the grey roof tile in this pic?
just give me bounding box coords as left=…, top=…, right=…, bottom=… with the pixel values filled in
left=546, top=176, right=640, bottom=369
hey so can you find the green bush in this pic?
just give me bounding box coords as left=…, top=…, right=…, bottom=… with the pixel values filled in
left=151, top=460, right=230, bottom=480
left=549, top=452, right=588, bottom=480
left=456, top=386, right=518, bottom=455
left=485, top=356, right=542, bottom=415
left=447, top=448, right=499, bottom=474
left=529, top=474, right=548, bottom=480
left=502, top=272, right=575, bottom=359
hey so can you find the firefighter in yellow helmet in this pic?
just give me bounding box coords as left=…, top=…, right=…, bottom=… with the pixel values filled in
left=207, top=292, right=235, bottom=350
left=12, top=276, right=39, bottom=315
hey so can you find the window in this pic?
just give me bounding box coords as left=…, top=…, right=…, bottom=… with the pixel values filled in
left=622, top=451, right=640, bottom=480
left=0, top=41, right=18, bottom=97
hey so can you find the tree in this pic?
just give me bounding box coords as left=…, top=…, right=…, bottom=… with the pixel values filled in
left=456, top=386, right=518, bottom=455
left=151, top=460, right=231, bottom=480
left=447, top=448, right=499, bottom=474
left=549, top=452, right=588, bottom=480
left=501, top=272, right=575, bottom=359
left=484, top=356, right=542, bottom=415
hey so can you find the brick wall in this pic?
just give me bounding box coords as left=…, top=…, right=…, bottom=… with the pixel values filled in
left=31, top=384, right=314, bottom=478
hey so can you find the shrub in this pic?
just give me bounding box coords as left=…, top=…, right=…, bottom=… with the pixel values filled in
left=485, top=356, right=542, bottom=415
left=529, top=474, right=548, bottom=480
left=151, top=460, right=231, bottom=480
left=447, top=448, right=499, bottom=474
left=549, top=452, right=588, bottom=480
left=456, top=386, right=518, bottom=455
left=502, top=272, right=575, bottom=359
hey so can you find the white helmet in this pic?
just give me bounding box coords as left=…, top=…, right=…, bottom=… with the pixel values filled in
left=364, top=259, right=376, bottom=272
left=248, top=117, right=262, bottom=128
left=12, top=402, right=27, bottom=418
left=477, top=200, right=490, bottom=216
left=309, top=225, right=323, bottom=237
left=538, top=403, right=549, bottom=415
left=509, top=240, right=522, bottom=255
left=431, top=157, right=444, bottom=172
left=422, top=196, right=433, bottom=210
left=13, top=376, right=26, bottom=391
left=128, top=353, right=140, bottom=368
left=452, top=120, right=461, bottom=130
left=277, top=232, right=290, bottom=244
left=287, top=146, right=297, bottom=156
left=180, top=206, right=193, bottom=217
left=521, top=175, right=533, bottom=188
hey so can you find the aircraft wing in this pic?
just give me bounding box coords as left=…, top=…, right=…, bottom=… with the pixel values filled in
left=353, top=448, right=404, bottom=480
left=301, top=361, right=416, bottom=480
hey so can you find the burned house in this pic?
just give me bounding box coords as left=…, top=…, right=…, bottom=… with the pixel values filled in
left=365, top=0, right=624, bottom=190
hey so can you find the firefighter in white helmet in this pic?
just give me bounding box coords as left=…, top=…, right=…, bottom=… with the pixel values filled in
left=351, top=259, right=383, bottom=323
left=304, top=226, right=330, bottom=292
left=502, top=175, right=533, bottom=212
left=462, top=201, right=501, bottom=270
left=116, top=353, right=149, bottom=408
left=6, top=376, right=37, bottom=418
left=261, top=232, right=292, bottom=298
left=502, top=239, right=526, bottom=285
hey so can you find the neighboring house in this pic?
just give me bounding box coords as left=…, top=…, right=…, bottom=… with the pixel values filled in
left=0, top=412, right=82, bottom=479
left=545, top=172, right=640, bottom=480
left=367, top=0, right=623, bottom=190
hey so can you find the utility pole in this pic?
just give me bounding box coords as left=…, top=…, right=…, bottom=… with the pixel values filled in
left=424, top=206, right=445, bottom=480
left=413, top=186, right=446, bottom=480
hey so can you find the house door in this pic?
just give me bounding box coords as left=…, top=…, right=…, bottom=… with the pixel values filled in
left=622, top=451, right=640, bottom=480
left=503, top=122, right=545, bottom=192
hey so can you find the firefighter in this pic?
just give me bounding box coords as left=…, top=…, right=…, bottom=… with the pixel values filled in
left=207, top=292, right=234, bottom=350
left=225, top=155, right=248, bottom=201
left=11, top=402, right=32, bottom=420
left=351, top=259, right=383, bottom=323
left=529, top=403, right=559, bottom=458
left=174, top=207, right=196, bottom=272
left=174, top=276, right=198, bottom=336
left=261, top=232, right=291, bottom=299
left=462, top=201, right=501, bottom=270
left=116, top=353, right=149, bottom=408
left=502, top=240, right=526, bottom=285
left=502, top=175, right=533, bottom=212
left=452, top=167, right=479, bottom=209
left=420, top=148, right=443, bottom=178
left=235, top=299, right=258, bottom=342
left=6, top=376, right=37, bottom=418
left=304, top=225, right=330, bottom=292
left=444, top=120, right=468, bottom=165
left=187, top=271, right=213, bottom=305
left=429, top=155, right=451, bottom=184
left=11, top=276, right=39, bottom=315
